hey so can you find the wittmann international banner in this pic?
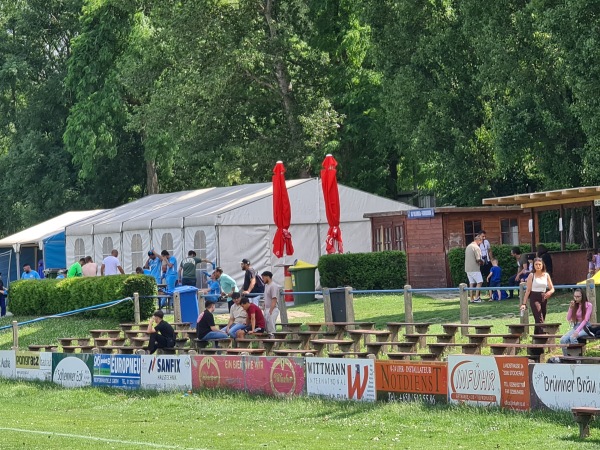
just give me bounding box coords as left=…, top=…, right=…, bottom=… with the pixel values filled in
left=305, top=357, right=375, bottom=401
left=0, top=350, right=16, bottom=379
left=140, top=355, right=192, bottom=391
left=93, top=354, right=141, bottom=389
left=243, top=356, right=305, bottom=396
left=15, top=351, right=51, bottom=381
left=448, top=355, right=530, bottom=411
left=375, top=360, right=448, bottom=404
left=530, top=363, right=600, bottom=410
left=52, top=353, right=93, bottom=388
left=192, top=355, right=245, bottom=390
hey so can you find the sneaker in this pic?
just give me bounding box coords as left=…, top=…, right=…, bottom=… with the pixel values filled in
left=268, top=334, right=275, bottom=339
left=472, top=298, right=482, bottom=303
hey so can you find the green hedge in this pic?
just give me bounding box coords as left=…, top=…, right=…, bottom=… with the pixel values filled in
left=318, top=251, right=407, bottom=290
left=448, top=242, right=581, bottom=286
left=9, top=275, right=157, bottom=322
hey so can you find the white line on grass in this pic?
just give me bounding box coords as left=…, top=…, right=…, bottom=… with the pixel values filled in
left=0, top=427, right=209, bottom=450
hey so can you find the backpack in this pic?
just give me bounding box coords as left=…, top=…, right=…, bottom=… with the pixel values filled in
left=251, top=269, right=265, bottom=293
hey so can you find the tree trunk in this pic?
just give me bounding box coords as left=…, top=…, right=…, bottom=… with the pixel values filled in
left=146, top=159, right=159, bottom=195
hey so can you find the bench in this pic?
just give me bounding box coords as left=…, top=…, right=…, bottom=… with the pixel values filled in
left=276, top=322, right=303, bottom=333
left=222, top=348, right=265, bottom=356
left=387, top=322, right=432, bottom=341
left=272, top=349, right=316, bottom=357
left=328, top=351, right=370, bottom=358
left=572, top=407, right=600, bottom=438
left=93, top=337, right=127, bottom=347
left=94, top=345, right=136, bottom=354
left=404, top=333, right=455, bottom=348
left=297, top=331, right=338, bottom=349
left=442, top=323, right=493, bottom=336
left=489, top=343, right=585, bottom=362
left=310, top=339, right=354, bottom=356
left=259, top=338, right=302, bottom=355
left=347, top=329, right=391, bottom=351
left=464, top=334, right=521, bottom=345
left=89, top=329, right=123, bottom=339
left=58, top=338, right=91, bottom=347
left=364, top=341, right=418, bottom=357
left=62, top=345, right=95, bottom=354
left=505, top=322, right=561, bottom=336
left=306, top=322, right=375, bottom=337
left=386, top=352, right=438, bottom=361
left=531, top=334, right=562, bottom=345
left=28, top=344, right=58, bottom=352
left=428, top=342, right=481, bottom=357
left=193, top=338, right=234, bottom=350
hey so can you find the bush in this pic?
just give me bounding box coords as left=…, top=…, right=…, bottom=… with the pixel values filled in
left=318, top=251, right=407, bottom=290
left=9, top=275, right=157, bottom=322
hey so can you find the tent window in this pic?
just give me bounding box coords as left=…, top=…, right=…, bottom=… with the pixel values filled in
left=74, top=238, right=85, bottom=261
left=193, top=230, right=209, bottom=269
left=131, top=234, right=143, bottom=270
left=102, top=237, right=114, bottom=259
left=160, top=233, right=174, bottom=255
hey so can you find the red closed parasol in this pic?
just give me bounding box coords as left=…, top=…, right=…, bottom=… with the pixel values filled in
left=272, top=161, right=294, bottom=258
left=321, top=154, right=343, bottom=254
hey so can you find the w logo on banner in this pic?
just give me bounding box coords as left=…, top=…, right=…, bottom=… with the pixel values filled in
left=347, top=364, right=369, bottom=400
left=148, top=357, right=157, bottom=374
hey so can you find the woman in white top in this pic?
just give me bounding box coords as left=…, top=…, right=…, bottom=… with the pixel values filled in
left=520, top=257, right=555, bottom=334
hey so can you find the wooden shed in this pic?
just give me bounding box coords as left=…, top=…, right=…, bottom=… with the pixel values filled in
left=366, top=206, right=529, bottom=288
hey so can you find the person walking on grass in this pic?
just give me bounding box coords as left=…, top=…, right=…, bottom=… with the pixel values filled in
left=520, top=257, right=555, bottom=335
left=486, top=258, right=502, bottom=301
left=464, top=234, right=483, bottom=302
left=146, top=310, right=176, bottom=354
left=559, top=289, right=593, bottom=355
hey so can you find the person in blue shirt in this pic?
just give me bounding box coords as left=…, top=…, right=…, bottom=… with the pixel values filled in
left=487, top=258, right=503, bottom=301
left=144, top=250, right=162, bottom=285
left=160, top=250, right=178, bottom=292
left=21, top=264, right=40, bottom=280
left=202, top=271, right=222, bottom=303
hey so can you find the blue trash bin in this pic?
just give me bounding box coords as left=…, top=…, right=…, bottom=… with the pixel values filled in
left=173, top=285, right=200, bottom=325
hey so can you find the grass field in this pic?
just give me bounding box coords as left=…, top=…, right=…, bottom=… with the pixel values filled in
left=0, top=290, right=598, bottom=449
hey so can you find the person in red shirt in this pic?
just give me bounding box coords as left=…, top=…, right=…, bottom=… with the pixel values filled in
left=236, top=297, right=266, bottom=339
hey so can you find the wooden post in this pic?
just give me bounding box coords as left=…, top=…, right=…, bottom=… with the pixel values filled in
left=519, top=282, right=529, bottom=337
left=323, top=288, right=333, bottom=323
left=344, top=286, right=355, bottom=324
left=592, top=203, right=598, bottom=251
left=586, top=278, right=597, bottom=324
left=278, top=288, right=289, bottom=324
left=11, top=320, right=18, bottom=350
left=133, top=292, right=140, bottom=324
left=173, top=291, right=182, bottom=323
left=404, top=285, right=414, bottom=334
left=459, top=283, right=469, bottom=336
left=559, top=205, right=566, bottom=251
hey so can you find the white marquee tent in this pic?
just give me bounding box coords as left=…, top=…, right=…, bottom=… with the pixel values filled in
left=65, top=179, right=415, bottom=285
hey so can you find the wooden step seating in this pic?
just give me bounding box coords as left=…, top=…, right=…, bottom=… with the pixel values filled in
left=272, top=349, right=316, bottom=357
left=328, top=351, right=370, bottom=358
left=58, top=338, right=92, bottom=347
left=505, top=322, right=561, bottom=336
left=28, top=344, right=58, bottom=352
left=310, top=339, right=354, bottom=356
left=260, top=339, right=303, bottom=355
left=404, top=333, right=455, bottom=349
left=559, top=356, right=600, bottom=364
left=464, top=334, right=521, bottom=346
left=347, top=329, right=391, bottom=352
left=93, top=337, right=127, bottom=347
left=297, top=331, right=338, bottom=349
left=200, top=347, right=266, bottom=356
left=276, top=322, right=303, bottom=335
left=194, top=338, right=234, bottom=352
left=531, top=334, right=562, bottom=345
left=235, top=333, right=270, bottom=349
left=94, top=346, right=136, bottom=354
left=306, top=322, right=375, bottom=339
left=62, top=344, right=94, bottom=353
left=363, top=341, right=417, bottom=357
left=386, top=322, right=432, bottom=342
left=442, top=323, right=493, bottom=336
left=489, top=342, right=585, bottom=362
left=89, top=329, right=123, bottom=339
left=427, top=342, right=482, bottom=358
left=387, top=352, right=438, bottom=361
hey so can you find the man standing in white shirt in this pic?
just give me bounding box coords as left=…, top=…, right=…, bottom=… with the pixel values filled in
left=465, top=234, right=483, bottom=303
left=261, top=271, right=280, bottom=337
left=101, top=249, right=125, bottom=276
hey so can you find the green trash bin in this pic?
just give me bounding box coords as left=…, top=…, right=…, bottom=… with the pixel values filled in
left=289, top=261, right=317, bottom=305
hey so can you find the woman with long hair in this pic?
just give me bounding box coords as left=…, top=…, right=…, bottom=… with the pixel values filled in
left=559, top=289, right=593, bottom=355
left=520, top=257, right=555, bottom=334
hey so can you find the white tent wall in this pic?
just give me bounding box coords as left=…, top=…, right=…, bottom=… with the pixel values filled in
left=122, top=230, right=151, bottom=273
left=65, top=235, right=93, bottom=266
left=93, top=233, right=122, bottom=268
left=152, top=228, right=184, bottom=270
left=184, top=226, right=218, bottom=268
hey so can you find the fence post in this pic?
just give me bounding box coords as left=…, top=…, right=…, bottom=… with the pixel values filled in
left=173, top=291, right=182, bottom=323
left=404, top=285, right=413, bottom=334
left=344, top=286, right=355, bottom=324
left=323, top=288, right=332, bottom=323
left=586, top=278, right=597, bottom=324
left=278, top=288, right=289, bottom=324
left=519, top=282, right=529, bottom=337
left=459, top=283, right=469, bottom=336
left=11, top=320, right=18, bottom=350
left=133, top=292, right=140, bottom=324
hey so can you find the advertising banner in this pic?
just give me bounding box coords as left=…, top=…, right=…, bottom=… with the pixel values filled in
left=52, top=353, right=93, bottom=388
left=93, top=354, right=141, bottom=389
left=0, top=350, right=16, bottom=379
left=140, top=355, right=192, bottom=391
left=448, top=355, right=530, bottom=411
left=375, top=360, right=447, bottom=404
left=530, top=363, right=600, bottom=410
left=244, top=356, right=304, bottom=396
left=15, top=351, right=51, bottom=381
left=306, top=357, right=375, bottom=401
left=192, top=356, right=245, bottom=390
